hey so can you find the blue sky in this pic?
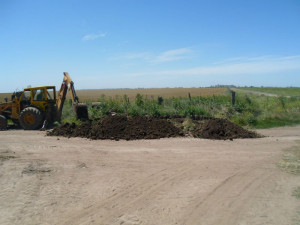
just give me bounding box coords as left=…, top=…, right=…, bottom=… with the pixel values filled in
left=1, top=0, right=300, bottom=92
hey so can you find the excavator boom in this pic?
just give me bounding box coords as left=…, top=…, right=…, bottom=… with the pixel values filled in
left=56, top=72, right=88, bottom=121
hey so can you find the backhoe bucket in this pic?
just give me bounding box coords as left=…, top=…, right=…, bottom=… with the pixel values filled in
left=73, top=103, right=89, bottom=120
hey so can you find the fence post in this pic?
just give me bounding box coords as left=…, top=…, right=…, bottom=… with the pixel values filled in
left=188, top=93, right=191, bottom=101
left=231, top=91, right=236, bottom=105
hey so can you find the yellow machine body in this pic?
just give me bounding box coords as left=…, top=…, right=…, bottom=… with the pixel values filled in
left=0, top=72, right=88, bottom=130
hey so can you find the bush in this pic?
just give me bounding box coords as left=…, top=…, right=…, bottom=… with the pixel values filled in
left=128, top=105, right=142, bottom=116
left=183, top=105, right=210, bottom=117
left=135, top=93, right=144, bottom=106
left=157, top=96, right=164, bottom=105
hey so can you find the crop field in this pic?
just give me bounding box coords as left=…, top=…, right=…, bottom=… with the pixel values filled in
left=0, top=88, right=226, bottom=101
left=0, top=88, right=226, bottom=102
left=0, top=93, right=9, bottom=102
left=75, top=87, right=227, bottom=101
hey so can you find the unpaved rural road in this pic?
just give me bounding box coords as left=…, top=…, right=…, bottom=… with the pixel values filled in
left=1, top=126, right=300, bottom=225
left=230, top=88, right=281, bottom=97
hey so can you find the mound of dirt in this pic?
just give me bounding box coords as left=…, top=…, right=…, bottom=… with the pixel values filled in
left=48, top=115, right=184, bottom=140
left=48, top=116, right=260, bottom=141
left=192, top=118, right=259, bottom=140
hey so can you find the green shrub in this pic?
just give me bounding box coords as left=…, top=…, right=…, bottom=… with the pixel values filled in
left=157, top=96, right=164, bottom=105
left=135, top=93, right=144, bottom=106
left=128, top=105, right=142, bottom=116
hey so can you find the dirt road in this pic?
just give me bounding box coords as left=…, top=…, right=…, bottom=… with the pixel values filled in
left=230, top=88, right=281, bottom=97
left=1, top=126, right=300, bottom=225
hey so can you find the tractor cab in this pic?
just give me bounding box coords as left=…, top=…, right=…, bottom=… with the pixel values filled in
left=18, top=86, right=57, bottom=113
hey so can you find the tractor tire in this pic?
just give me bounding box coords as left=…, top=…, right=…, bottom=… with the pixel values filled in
left=19, top=107, right=43, bottom=130
left=0, top=115, right=7, bottom=130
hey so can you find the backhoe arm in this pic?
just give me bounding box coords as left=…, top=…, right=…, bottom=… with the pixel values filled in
left=64, top=72, right=80, bottom=103
left=56, top=72, right=87, bottom=121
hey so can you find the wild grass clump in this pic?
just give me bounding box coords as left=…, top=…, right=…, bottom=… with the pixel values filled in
left=277, top=142, right=300, bottom=204
left=61, top=90, right=300, bottom=129
left=292, top=187, right=300, bottom=199
left=229, top=94, right=300, bottom=128
left=277, top=145, right=300, bottom=175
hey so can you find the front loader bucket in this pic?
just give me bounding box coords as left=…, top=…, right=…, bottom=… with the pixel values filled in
left=73, top=103, right=89, bottom=120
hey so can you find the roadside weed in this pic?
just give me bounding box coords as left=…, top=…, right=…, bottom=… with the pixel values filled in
left=292, top=187, right=300, bottom=199
left=277, top=146, right=300, bottom=175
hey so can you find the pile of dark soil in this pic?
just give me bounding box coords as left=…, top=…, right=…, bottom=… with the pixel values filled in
left=48, top=115, right=184, bottom=140
left=48, top=115, right=260, bottom=141
left=192, top=118, right=259, bottom=140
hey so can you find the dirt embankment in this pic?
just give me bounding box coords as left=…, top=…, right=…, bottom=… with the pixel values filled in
left=48, top=115, right=259, bottom=140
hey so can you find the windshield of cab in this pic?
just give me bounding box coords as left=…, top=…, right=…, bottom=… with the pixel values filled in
left=46, top=87, right=55, bottom=100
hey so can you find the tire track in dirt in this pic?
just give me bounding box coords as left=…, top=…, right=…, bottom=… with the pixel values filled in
left=181, top=166, right=277, bottom=225
left=62, top=161, right=200, bottom=225
left=0, top=157, right=51, bottom=224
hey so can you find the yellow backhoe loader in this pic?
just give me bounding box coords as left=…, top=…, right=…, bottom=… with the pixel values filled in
left=0, top=72, right=88, bottom=130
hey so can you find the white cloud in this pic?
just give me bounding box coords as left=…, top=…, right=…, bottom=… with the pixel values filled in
left=111, top=47, right=193, bottom=63
left=127, top=55, right=300, bottom=77
left=152, top=48, right=192, bottom=63
left=82, top=32, right=107, bottom=41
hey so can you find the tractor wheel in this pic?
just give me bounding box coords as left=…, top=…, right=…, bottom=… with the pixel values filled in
left=19, top=107, right=43, bottom=130
left=0, top=115, right=7, bottom=130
